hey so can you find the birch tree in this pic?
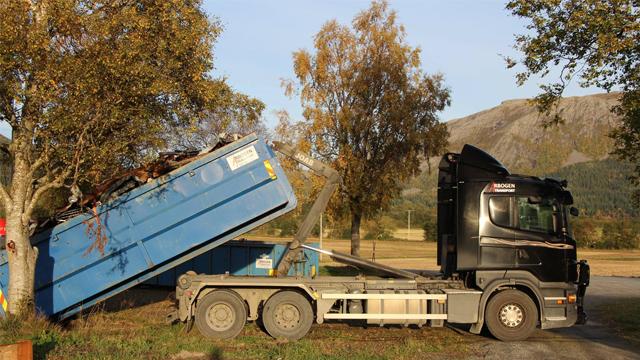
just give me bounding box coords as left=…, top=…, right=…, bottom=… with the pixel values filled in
left=0, top=0, right=262, bottom=316
left=287, top=1, right=450, bottom=256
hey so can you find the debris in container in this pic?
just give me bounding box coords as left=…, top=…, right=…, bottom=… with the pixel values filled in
left=44, top=133, right=243, bottom=228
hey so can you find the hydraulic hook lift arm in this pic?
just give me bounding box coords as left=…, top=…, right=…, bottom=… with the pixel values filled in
left=270, top=141, right=341, bottom=276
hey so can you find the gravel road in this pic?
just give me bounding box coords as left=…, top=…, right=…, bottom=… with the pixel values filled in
left=464, top=276, right=640, bottom=359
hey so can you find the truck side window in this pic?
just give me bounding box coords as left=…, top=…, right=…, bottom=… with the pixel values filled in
left=489, top=196, right=512, bottom=227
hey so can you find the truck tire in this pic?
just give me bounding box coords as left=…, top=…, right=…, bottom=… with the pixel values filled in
left=262, top=291, right=313, bottom=340
left=195, top=290, right=246, bottom=339
left=485, top=289, right=538, bottom=341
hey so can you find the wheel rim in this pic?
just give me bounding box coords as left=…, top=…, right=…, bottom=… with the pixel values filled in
left=499, top=303, right=524, bottom=328
left=206, top=302, right=235, bottom=332
left=273, top=302, right=301, bottom=331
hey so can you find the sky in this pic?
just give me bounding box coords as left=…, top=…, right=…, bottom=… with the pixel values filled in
left=0, top=0, right=601, bottom=138
left=204, top=0, right=601, bottom=129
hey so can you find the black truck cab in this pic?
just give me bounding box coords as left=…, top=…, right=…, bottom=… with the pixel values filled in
left=438, top=144, right=589, bottom=339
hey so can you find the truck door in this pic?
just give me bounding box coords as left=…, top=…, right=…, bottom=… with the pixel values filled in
left=480, top=193, right=568, bottom=281
left=480, top=195, right=517, bottom=267
left=512, top=196, right=569, bottom=282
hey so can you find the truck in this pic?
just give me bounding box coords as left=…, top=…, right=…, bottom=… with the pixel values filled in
left=0, top=134, right=589, bottom=343
left=173, top=140, right=590, bottom=342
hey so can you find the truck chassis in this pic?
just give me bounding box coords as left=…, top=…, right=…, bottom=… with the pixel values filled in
left=177, top=272, right=476, bottom=340
left=175, top=264, right=585, bottom=341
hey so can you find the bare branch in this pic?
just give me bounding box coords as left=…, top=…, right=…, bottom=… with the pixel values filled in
left=0, top=88, right=17, bottom=127
left=23, top=168, right=70, bottom=222
left=23, top=119, right=93, bottom=221
left=29, top=156, right=47, bottom=177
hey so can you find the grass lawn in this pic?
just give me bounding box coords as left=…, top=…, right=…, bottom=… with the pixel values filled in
left=0, top=292, right=470, bottom=360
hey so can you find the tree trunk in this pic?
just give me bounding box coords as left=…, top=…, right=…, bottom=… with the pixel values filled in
left=4, top=151, right=39, bottom=317
left=350, top=212, right=361, bottom=257
left=5, top=212, right=38, bottom=317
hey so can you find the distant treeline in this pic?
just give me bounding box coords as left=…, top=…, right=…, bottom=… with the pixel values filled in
left=547, top=159, right=637, bottom=216
left=572, top=216, right=640, bottom=249
left=256, top=158, right=639, bottom=249
left=257, top=212, right=639, bottom=250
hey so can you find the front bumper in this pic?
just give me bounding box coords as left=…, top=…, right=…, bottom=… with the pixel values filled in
left=541, top=260, right=590, bottom=329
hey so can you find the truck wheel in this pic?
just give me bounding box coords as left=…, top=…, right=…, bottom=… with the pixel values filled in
left=485, top=289, right=538, bottom=341
left=262, top=291, right=313, bottom=340
left=195, top=290, right=246, bottom=339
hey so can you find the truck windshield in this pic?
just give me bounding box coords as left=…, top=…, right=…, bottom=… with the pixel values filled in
left=489, top=196, right=558, bottom=234
left=516, top=197, right=556, bottom=233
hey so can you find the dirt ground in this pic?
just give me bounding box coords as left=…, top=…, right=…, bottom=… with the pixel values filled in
left=461, top=275, right=640, bottom=359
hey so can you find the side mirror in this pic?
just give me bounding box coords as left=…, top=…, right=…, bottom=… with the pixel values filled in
left=570, top=207, right=579, bottom=217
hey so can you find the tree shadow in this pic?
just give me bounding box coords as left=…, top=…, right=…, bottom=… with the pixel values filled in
left=320, top=265, right=361, bottom=276
left=209, top=347, right=225, bottom=360
left=95, top=286, right=174, bottom=313
left=33, top=338, right=56, bottom=360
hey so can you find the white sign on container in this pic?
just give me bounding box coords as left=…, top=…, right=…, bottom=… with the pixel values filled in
left=255, top=257, right=273, bottom=269
left=226, top=145, right=259, bottom=171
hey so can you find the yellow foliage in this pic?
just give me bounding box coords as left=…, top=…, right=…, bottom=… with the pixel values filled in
left=285, top=1, right=450, bottom=239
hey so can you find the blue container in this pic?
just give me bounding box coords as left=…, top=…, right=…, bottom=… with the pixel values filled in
left=0, top=135, right=297, bottom=319
left=144, top=240, right=319, bottom=287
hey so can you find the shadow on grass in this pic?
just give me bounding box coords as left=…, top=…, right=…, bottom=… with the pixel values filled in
left=33, top=338, right=57, bottom=360
left=595, top=299, right=640, bottom=347
left=99, top=286, right=174, bottom=313
left=319, top=265, right=361, bottom=276
left=0, top=315, right=60, bottom=360
left=209, top=347, right=224, bottom=360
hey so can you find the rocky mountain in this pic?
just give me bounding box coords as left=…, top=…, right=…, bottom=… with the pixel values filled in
left=446, top=92, right=621, bottom=174
left=395, top=92, right=636, bottom=217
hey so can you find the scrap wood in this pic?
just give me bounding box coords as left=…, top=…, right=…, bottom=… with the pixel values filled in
left=50, top=133, right=242, bottom=225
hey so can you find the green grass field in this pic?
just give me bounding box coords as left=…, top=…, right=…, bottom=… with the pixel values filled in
left=0, top=295, right=470, bottom=360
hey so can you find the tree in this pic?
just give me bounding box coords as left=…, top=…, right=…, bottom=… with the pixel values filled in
left=0, top=0, right=262, bottom=316
left=163, top=93, right=265, bottom=151
left=422, top=212, right=437, bottom=242
left=506, top=0, right=640, bottom=202
left=286, top=1, right=450, bottom=256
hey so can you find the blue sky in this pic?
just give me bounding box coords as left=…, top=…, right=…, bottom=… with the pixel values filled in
left=205, top=0, right=601, bottom=129
left=0, top=0, right=601, bottom=138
